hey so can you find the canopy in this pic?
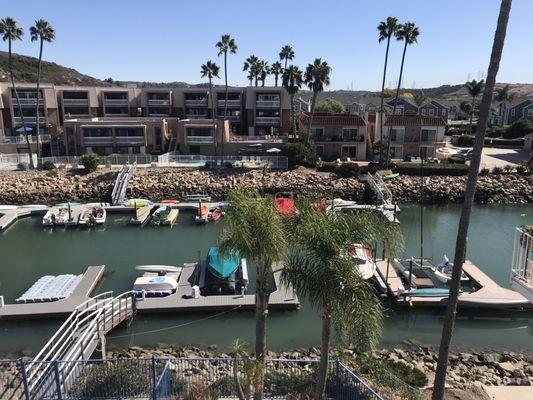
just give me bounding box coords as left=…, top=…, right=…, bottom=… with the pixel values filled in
left=275, top=198, right=297, bottom=216
left=207, top=247, right=240, bottom=279
left=266, top=147, right=282, bottom=153
left=16, top=126, right=33, bottom=133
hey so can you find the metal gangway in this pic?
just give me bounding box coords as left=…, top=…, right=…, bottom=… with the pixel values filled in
left=510, top=226, right=533, bottom=303
left=23, top=291, right=136, bottom=399
left=111, top=162, right=137, bottom=205
left=366, top=173, right=394, bottom=208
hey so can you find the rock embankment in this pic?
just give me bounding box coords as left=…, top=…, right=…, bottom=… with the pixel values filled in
left=0, top=168, right=531, bottom=205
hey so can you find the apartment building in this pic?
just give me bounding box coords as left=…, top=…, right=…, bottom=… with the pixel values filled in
left=300, top=112, right=368, bottom=161
left=377, top=115, right=446, bottom=159
left=507, top=99, right=533, bottom=125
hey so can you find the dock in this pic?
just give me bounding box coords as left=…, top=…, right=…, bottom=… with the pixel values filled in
left=136, top=262, right=299, bottom=313
left=0, top=265, right=105, bottom=319
left=0, top=205, right=48, bottom=231
left=130, top=205, right=154, bottom=226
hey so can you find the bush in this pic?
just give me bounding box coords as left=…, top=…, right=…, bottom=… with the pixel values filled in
left=457, top=134, right=475, bottom=147
left=395, top=162, right=469, bottom=176
left=503, top=164, right=515, bottom=174
left=45, top=170, right=58, bottom=178
left=384, top=360, right=428, bottom=388
left=285, top=141, right=312, bottom=167
left=42, top=160, right=55, bottom=170
left=367, top=161, right=380, bottom=175
left=316, top=161, right=337, bottom=173
left=336, top=162, right=360, bottom=178
left=503, top=118, right=533, bottom=139
left=485, top=137, right=525, bottom=147
left=516, top=165, right=529, bottom=175
left=17, top=162, right=29, bottom=171
left=79, top=153, right=100, bottom=173
left=492, top=166, right=503, bottom=174
left=479, top=167, right=490, bottom=176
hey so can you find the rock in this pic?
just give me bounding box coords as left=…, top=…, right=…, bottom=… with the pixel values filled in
left=498, top=361, right=516, bottom=374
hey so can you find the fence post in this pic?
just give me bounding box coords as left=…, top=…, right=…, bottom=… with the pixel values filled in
left=151, top=355, right=157, bottom=400
left=19, top=358, right=31, bottom=400
left=54, top=360, right=63, bottom=399
left=335, top=358, right=340, bottom=398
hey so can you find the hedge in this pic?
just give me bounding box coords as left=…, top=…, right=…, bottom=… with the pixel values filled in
left=484, top=137, right=524, bottom=147
left=395, top=162, right=469, bottom=176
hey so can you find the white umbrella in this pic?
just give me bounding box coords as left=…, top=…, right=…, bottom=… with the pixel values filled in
left=16, top=126, right=33, bottom=133
left=266, top=147, right=282, bottom=153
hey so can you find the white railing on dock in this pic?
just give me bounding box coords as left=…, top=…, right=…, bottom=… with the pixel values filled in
left=158, top=152, right=288, bottom=169
left=367, top=173, right=393, bottom=207
left=111, top=163, right=137, bottom=205
left=510, top=227, right=533, bottom=302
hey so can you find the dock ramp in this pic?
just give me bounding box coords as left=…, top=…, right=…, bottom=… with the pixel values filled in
left=366, top=173, right=394, bottom=207
left=111, top=163, right=137, bottom=205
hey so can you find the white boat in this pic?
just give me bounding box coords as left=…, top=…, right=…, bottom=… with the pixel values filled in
left=79, top=205, right=106, bottom=226
left=135, top=265, right=182, bottom=274
left=184, top=194, right=212, bottom=202
left=151, top=206, right=179, bottom=227
left=42, top=206, right=72, bottom=226
left=436, top=146, right=460, bottom=160
left=348, top=243, right=376, bottom=280
left=433, top=255, right=470, bottom=283
left=0, top=205, right=19, bottom=211
left=133, top=265, right=182, bottom=298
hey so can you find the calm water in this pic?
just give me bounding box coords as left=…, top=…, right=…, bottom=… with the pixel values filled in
left=0, top=205, right=532, bottom=357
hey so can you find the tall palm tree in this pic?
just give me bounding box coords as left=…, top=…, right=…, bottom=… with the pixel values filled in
left=279, top=44, right=295, bottom=71
left=270, top=61, right=282, bottom=87
left=432, top=1, right=512, bottom=399
left=30, top=19, right=55, bottom=165
left=243, top=55, right=258, bottom=86
left=219, top=189, right=287, bottom=400
left=377, top=17, right=399, bottom=166
left=200, top=61, right=220, bottom=154
left=493, top=84, right=514, bottom=124
left=0, top=17, right=34, bottom=168
left=257, top=60, right=270, bottom=87
left=283, top=206, right=403, bottom=400
left=282, top=65, right=303, bottom=136
left=216, top=34, right=237, bottom=120
left=304, top=58, right=331, bottom=143
left=413, top=90, right=427, bottom=114
left=385, top=22, right=420, bottom=167
left=465, top=79, right=485, bottom=134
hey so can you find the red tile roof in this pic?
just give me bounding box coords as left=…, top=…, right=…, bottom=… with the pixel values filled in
left=385, top=115, right=446, bottom=126
left=300, top=112, right=367, bottom=126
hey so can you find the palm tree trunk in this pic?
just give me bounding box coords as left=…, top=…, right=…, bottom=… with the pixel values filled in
left=233, top=357, right=246, bottom=400
left=274, top=75, right=278, bottom=87
left=315, top=308, right=332, bottom=400
left=290, top=93, right=296, bottom=136
left=284, top=59, right=287, bottom=71
left=253, top=261, right=270, bottom=400
left=470, top=95, right=475, bottom=135
left=379, top=37, right=391, bottom=166
left=224, top=51, right=228, bottom=119
left=8, top=39, right=34, bottom=169
left=35, top=38, right=44, bottom=167
left=432, top=2, right=511, bottom=399
left=385, top=40, right=408, bottom=168
left=254, top=76, right=258, bottom=87
left=306, top=92, right=318, bottom=144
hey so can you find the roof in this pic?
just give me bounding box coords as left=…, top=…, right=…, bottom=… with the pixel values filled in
left=300, top=112, right=367, bottom=126
left=385, top=115, right=446, bottom=126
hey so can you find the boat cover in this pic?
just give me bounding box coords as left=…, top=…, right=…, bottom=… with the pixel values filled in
left=133, top=276, right=178, bottom=291
left=275, top=198, right=296, bottom=215
left=207, top=247, right=240, bottom=279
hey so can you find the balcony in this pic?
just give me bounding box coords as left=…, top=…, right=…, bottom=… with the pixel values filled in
left=314, top=135, right=365, bottom=143
left=13, top=98, right=44, bottom=107
left=14, top=116, right=46, bottom=125
left=255, top=116, right=281, bottom=125
left=115, top=136, right=145, bottom=145
left=186, top=136, right=214, bottom=144
left=83, top=136, right=113, bottom=145
left=185, top=114, right=208, bottom=119
left=217, top=115, right=241, bottom=121
left=185, top=99, right=208, bottom=107
left=63, top=98, right=89, bottom=106
left=0, top=134, right=50, bottom=144
left=104, top=98, right=129, bottom=106
left=229, top=135, right=287, bottom=143
left=217, top=99, right=241, bottom=107
left=256, top=100, right=280, bottom=108
left=148, top=99, right=170, bottom=106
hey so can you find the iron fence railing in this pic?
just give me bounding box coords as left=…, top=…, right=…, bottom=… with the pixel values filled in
left=158, top=153, right=288, bottom=169
left=1, top=357, right=384, bottom=400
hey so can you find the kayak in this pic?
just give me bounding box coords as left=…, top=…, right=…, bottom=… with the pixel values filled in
left=123, top=199, right=153, bottom=207
left=161, top=199, right=179, bottom=204
left=383, top=173, right=400, bottom=181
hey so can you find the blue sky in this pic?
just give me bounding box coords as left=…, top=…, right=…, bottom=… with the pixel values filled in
left=3, top=0, right=532, bottom=90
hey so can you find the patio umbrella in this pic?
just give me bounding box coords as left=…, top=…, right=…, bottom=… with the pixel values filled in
left=266, top=147, right=282, bottom=153
left=16, top=126, right=33, bottom=133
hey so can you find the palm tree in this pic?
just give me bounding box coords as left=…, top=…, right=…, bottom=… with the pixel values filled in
left=283, top=206, right=403, bottom=400
left=432, top=1, right=512, bottom=399
left=257, top=60, right=270, bottom=87
left=304, top=58, right=331, bottom=142
left=279, top=44, right=295, bottom=71
left=413, top=90, right=428, bottom=114
left=282, top=65, right=303, bottom=136
left=219, top=189, right=287, bottom=400
left=385, top=22, right=420, bottom=167
left=270, top=61, right=283, bottom=86
left=493, top=84, right=514, bottom=124
left=216, top=34, right=237, bottom=120
left=243, top=55, right=258, bottom=86
left=200, top=61, right=220, bottom=154
left=30, top=19, right=55, bottom=166
left=377, top=17, right=399, bottom=166
left=465, top=79, right=485, bottom=134
left=0, top=17, right=34, bottom=168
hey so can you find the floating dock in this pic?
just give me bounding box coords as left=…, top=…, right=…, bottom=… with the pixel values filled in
left=0, top=205, right=48, bottom=231
left=129, top=205, right=154, bottom=226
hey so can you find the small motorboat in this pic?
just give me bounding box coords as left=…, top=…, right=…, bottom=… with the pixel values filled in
left=151, top=205, right=179, bottom=227
left=274, top=192, right=297, bottom=216
left=209, top=208, right=224, bottom=222
left=42, top=205, right=71, bottom=226
left=433, top=255, right=470, bottom=284
left=133, top=265, right=182, bottom=298
left=404, top=288, right=450, bottom=298
left=201, top=247, right=248, bottom=295
left=184, top=194, right=212, bottom=202
left=194, top=201, right=209, bottom=224
left=348, top=243, right=376, bottom=280
left=79, top=205, right=106, bottom=226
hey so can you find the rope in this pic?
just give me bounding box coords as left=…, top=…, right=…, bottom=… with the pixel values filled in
left=107, top=305, right=243, bottom=340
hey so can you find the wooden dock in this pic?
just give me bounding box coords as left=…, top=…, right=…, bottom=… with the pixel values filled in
left=0, top=266, right=105, bottom=319
left=0, top=206, right=48, bottom=231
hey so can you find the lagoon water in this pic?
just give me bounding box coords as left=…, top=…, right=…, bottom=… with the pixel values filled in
left=0, top=205, right=531, bottom=357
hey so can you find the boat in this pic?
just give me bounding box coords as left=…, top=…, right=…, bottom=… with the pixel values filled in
left=201, top=247, right=248, bottom=295
left=135, top=265, right=182, bottom=275
left=274, top=192, right=297, bottom=216
left=184, top=194, right=212, bottom=202
left=194, top=202, right=209, bottom=224
left=405, top=288, right=450, bottom=298
left=433, top=255, right=470, bottom=284
left=79, top=205, right=106, bottom=226
left=151, top=205, right=179, bottom=227
left=130, top=204, right=153, bottom=226
left=348, top=243, right=376, bottom=280
left=209, top=207, right=224, bottom=222
left=395, top=258, right=436, bottom=289
left=56, top=202, right=81, bottom=207
left=42, top=205, right=73, bottom=226
left=133, top=265, right=181, bottom=298
left=382, top=172, right=400, bottom=181
left=160, top=199, right=179, bottom=204
left=123, top=199, right=153, bottom=207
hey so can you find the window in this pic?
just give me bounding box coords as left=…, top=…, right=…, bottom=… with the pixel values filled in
left=316, top=145, right=324, bottom=157
left=342, top=128, right=358, bottom=141
left=420, top=146, right=435, bottom=159
left=442, top=109, right=447, bottom=116
left=421, top=129, right=436, bottom=142
left=341, top=146, right=357, bottom=158
left=390, top=128, right=405, bottom=142
left=395, top=107, right=404, bottom=115
left=511, top=109, right=515, bottom=116
left=421, top=109, right=427, bottom=116
left=527, top=109, right=533, bottom=117
left=310, top=127, right=324, bottom=139
left=428, top=109, right=435, bottom=116
left=393, top=147, right=403, bottom=159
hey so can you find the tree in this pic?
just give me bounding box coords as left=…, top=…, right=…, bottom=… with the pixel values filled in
left=282, top=207, right=403, bottom=400
left=216, top=34, right=237, bottom=120
left=270, top=61, right=282, bottom=86
left=465, top=79, right=485, bottom=134
left=377, top=17, right=399, bottom=166
left=385, top=22, right=420, bottom=167
left=0, top=17, right=34, bottom=168
left=219, top=189, right=287, bottom=400
left=30, top=19, right=55, bottom=166
left=279, top=44, right=295, bottom=71
left=257, top=60, right=270, bottom=87
left=304, top=58, right=331, bottom=143
left=432, top=1, right=512, bottom=399
left=282, top=65, right=303, bottom=135
left=284, top=141, right=312, bottom=167
left=459, top=100, right=473, bottom=120
left=243, top=55, right=258, bottom=86
left=413, top=90, right=427, bottom=113
left=200, top=61, right=220, bottom=154
left=493, top=84, right=514, bottom=124
left=79, top=153, right=100, bottom=173
left=314, top=99, right=345, bottom=114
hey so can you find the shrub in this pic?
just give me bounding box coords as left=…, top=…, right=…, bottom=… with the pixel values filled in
left=503, top=164, right=515, bottom=174
left=479, top=167, right=490, bottom=176
left=17, top=162, right=29, bottom=171
left=516, top=165, right=529, bottom=175
left=285, top=141, right=312, bottom=167
left=79, top=153, right=100, bottom=173
left=367, top=161, right=380, bottom=175
left=492, top=166, right=503, bottom=174
left=457, top=134, right=475, bottom=147
left=45, top=170, right=58, bottom=178
left=395, top=162, right=469, bottom=176
left=316, top=161, right=337, bottom=173
left=384, top=360, right=428, bottom=388
left=336, top=162, right=360, bottom=178
left=42, top=160, right=55, bottom=170
left=485, top=137, right=525, bottom=147
left=503, top=118, right=533, bottom=139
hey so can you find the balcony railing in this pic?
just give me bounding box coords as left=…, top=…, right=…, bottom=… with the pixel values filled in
left=256, top=116, right=281, bottom=124
left=148, top=99, right=170, bottom=106
left=185, top=99, right=208, bottom=106
left=217, top=99, right=241, bottom=107
left=0, top=134, right=50, bottom=144
left=104, top=99, right=129, bottom=106
left=83, top=136, right=113, bottom=145
left=186, top=136, right=214, bottom=144
left=229, top=135, right=287, bottom=143
left=14, top=116, right=46, bottom=124
left=256, top=100, right=280, bottom=108
left=217, top=115, right=241, bottom=121
left=63, top=98, right=89, bottom=106
left=13, top=98, right=44, bottom=107
left=314, top=135, right=365, bottom=143
left=115, top=136, right=145, bottom=145
left=185, top=114, right=208, bottom=119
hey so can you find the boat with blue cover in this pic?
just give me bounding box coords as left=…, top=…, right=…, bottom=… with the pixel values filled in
left=201, top=247, right=248, bottom=295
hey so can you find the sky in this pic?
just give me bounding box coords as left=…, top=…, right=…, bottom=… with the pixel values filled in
left=3, top=0, right=532, bottom=91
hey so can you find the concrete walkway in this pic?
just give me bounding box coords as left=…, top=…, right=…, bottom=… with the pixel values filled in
left=480, top=148, right=529, bottom=170
left=483, top=385, right=533, bottom=399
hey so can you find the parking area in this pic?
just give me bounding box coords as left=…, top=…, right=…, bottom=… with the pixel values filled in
left=479, top=147, right=529, bottom=170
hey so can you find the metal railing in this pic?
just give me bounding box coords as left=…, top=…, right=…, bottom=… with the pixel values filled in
left=104, top=99, right=129, bottom=106
left=256, top=100, right=280, bottom=108
left=83, top=136, right=114, bottom=144
left=510, top=227, right=532, bottom=286
left=112, top=163, right=137, bottom=205
left=217, top=99, right=241, bottom=107
left=184, top=99, right=208, bottom=106
left=186, top=136, right=215, bottom=144
left=115, top=136, right=145, bottom=145
left=229, top=135, right=287, bottom=143
left=0, top=134, right=51, bottom=144
left=147, top=99, right=170, bottom=106
left=62, top=98, right=89, bottom=106
left=185, top=114, right=208, bottom=119
left=256, top=116, right=281, bottom=124
left=217, top=114, right=241, bottom=121
left=158, top=153, right=288, bottom=169
left=13, top=98, right=44, bottom=106
left=14, top=116, right=46, bottom=124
